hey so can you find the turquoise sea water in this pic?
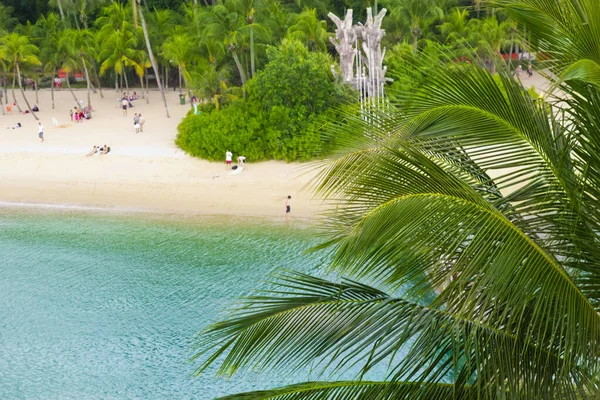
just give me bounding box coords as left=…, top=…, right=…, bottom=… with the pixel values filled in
left=0, top=207, right=328, bottom=399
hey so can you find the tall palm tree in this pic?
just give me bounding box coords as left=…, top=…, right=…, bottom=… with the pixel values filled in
left=469, top=15, right=512, bottom=72
left=385, top=0, right=444, bottom=53
left=135, top=0, right=170, bottom=117
left=98, top=23, right=141, bottom=95
left=58, top=29, right=83, bottom=104
left=36, top=13, right=64, bottom=110
left=193, top=0, right=600, bottom=398
left=287, top=8, right=329, bottom=52
left=1, top=33, right=41, bottom=120
left=72, top=28, right=95, bottom=110
left=161, top=33, right=196, bottom=100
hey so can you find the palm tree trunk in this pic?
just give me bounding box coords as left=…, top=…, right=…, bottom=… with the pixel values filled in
left=51, top=69, right=56, bottom=109
left=250, top=27, right=255, bottom=78
left=231, top=51, right=247, bottom=85
left=178, top=66, right=182, bottom=93
left=138, top=5, right=170, bottom=117
left=123, top=71, right=129, bottom=96
left=164, top=66, right=168, bottom=90
left=132, top=0, right=138, bottom=29
left=508, top=39, right=514, bottom=69
left=56, top=0, right=66, bottom=21
left=81, top=55, right=92, bottom=110
left=139, top=74, right=145, bottom=99
left=3, top=69, right=7, bottom=104
left=65, top=72, right=80, bottom=104
left=35, top=78, right=39, bottom=104
left=0, top=79, right=4, bottom=116
left=12, top=69, right=23, bottom=112
left=92, top=62, right=103, bottom=98
left=115, top=74, right=118, bottom=92
left=16, top=63, right=38, bottom=120
left=412, top=33, right=418, bottom=54
left=145, top=72, right=149, bottom=104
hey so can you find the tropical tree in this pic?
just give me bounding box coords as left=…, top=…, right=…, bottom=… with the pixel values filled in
left=1, top=33, right=41, bottom=119
left=287, top=8, right=329, bottom=52
left=36, top=13, right=64, bottom=109
left=161, top=32, right=196, bottom=101
left=469, top=15, right=512, bottom=72
left=98, top=22, right=141, bottom=95
left=192, top=0, right=600, bottom=398
left=57, top=28, right=83, bottom=104
left=72, top=28, right=96, bottom=110
left=383, top=0, right=444, bottom=53
left=136, top=0, right=170, bottom=117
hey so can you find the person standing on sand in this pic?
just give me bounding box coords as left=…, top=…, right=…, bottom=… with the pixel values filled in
left=133, top=113, right=140, bottom=133
left=225, top=149, right=233, bottom=170
left=38, top=122, right=44, bottom=143
left=285, top=195, right=291, bottom=218
left=69, top=109, right=73, bottom=121
left=528, top=63, right=533, bottom=78
left=121, top=98, right=128, bottom=116
left=139, top=114, right=145, bottom=132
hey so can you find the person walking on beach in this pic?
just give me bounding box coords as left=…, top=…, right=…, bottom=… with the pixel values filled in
left=121, top=98, right=128, bottom=116
left=225, top=149, right=233, bottom=170
left=69, top=109, right=73, bottom=121
left=285, top=195, right=291, bottom=219
left=38, top=122, right=44, bottom=143
left=133, top=113, right=140, bottom=133
left=516, top=64, right=523, bottom=79
left=139, top=113, right=145, bottom=132
left=527, top=63, right=533, bottom=78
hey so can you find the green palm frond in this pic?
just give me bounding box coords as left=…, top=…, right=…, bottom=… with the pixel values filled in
left=217, top=381, right=476, bottom=400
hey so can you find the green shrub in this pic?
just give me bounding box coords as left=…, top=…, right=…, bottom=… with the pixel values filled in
left=176, top=39, right=356, bottom=162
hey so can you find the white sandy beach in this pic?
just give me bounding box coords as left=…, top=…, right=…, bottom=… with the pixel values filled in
left=0, top=72, right=550, bottom=218
left=0, top=88, right=323, bottom=218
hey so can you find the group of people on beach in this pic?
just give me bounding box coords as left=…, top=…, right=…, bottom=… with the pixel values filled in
left=70, top=106, right=88, bottom=122
left=515, top=63, right=534, bottom=79
left=225, top=150, right=246, bottom=170
left=86, top=144, right=111, bottom=156
left=133, top=113, right=145, bottom=133
left=119, top=92, right=138, bottom=116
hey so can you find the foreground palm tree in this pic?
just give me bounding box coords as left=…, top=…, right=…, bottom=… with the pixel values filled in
left=193, top=0, right=600, bottom=398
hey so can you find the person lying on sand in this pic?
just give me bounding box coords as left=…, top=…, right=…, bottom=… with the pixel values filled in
left=99, top=145, right=111, bottom=155
left=86, top=146, right=98, bottom=157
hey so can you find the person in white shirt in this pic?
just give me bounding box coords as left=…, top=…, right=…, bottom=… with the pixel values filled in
left=38, top=122, right=44, bottom=143
left=225, top=150, right=233, bottom=170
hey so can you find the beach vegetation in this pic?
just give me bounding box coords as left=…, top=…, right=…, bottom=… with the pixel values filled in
left=176, top=39, right=354, bottom=161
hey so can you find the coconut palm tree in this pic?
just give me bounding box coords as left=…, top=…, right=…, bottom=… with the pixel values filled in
left=287, top=8, right=329, bottom=52
left=71, top=28, right=95, bottom=110
left=469, top=15, right=512, bottom=72
left=57, top=29, right=83, bottom=104
left=98, top=23, right=141, bottom=95
left=192, top=0, right=600, bottom=398
left=1, top=33, right=41, bottom=120
left=135, top=0, right=170, bottom=117
left=161, top=33, right=196, bottom=100
left=36, top=13, right=64, bottom=110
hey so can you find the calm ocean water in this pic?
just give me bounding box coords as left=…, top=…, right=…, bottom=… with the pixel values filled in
left=0, top=207, right=329, bottom=399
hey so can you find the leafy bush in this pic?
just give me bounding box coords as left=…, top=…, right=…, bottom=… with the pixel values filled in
left=176, top=40, right=356, bottom=162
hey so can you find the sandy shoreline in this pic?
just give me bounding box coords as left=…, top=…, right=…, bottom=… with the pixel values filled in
left=0, top=89, right=324, bottom=219
left=0, top=72, right=549, bottom=218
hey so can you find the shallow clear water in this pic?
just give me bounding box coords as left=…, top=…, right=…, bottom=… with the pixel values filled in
left=0, top=207, right=327, bottom=399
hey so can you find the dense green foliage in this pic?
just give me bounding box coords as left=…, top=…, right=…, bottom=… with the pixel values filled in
left=0, top=0, right=529, bottom=161
left=176, top=40, right=354, bottom=161
left=193, top=0, right=600, bottom=398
